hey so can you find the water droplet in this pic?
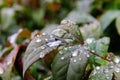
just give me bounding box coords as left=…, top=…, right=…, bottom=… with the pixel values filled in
left=69, top=46, right=72, bottom=49
left=61, top=57, right=65, bottom=60
left=86, top=38, right=94, bottom=44
left=104, top=69, right=109, bottom=73
left=39, top=52, right=45, bottom=58
left=42, top=32, right=47, bottom=36
left=113, top=57, right=120, bottom=64
left=61, top=20, right=69, bottom=25
left=86, top=54, right=90, bottom=57
left=92, top=71, right=96, bottom=75
left=79, top=58, right=81, bottom=60
left=72, top=50, right=79, bottom=57
left=45, top=39, right=48, bottom=41
left=109, top=65, right=114, bottom=69
left=0, top=67, right=4, bottom=74
left=36, top=39, right=41, bottom=43
left=96, top=66, right=100, bottom=70
left=7, top=60, right=12, bottom=65
left=59, top=51, right=63, bottom=55
left=41, top=46, right=45, bottom=49
left=91, top=50, right=95, bottom=53
left=114, top=67, right=120, bottom=73
left=36, top=34, right=40, bottom=37
left=64, top=48, right=68, bottom=51
left=52, top=29, right=66, bottom=37
left=47, top=41, right=61, bottom=47
left=84, top=46, right=88, bottom=50
left=73, top=59, right=77, bottom=62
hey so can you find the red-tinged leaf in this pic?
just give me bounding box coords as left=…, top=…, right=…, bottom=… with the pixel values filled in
left=0, top=46, right=20, bottom=80
left=24, top=70, right=35, bottom=80
left=8, top=29, right=31, bottom=46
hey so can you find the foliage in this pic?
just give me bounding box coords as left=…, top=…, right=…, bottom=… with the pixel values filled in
left=0, top=0, right=120, bottom=80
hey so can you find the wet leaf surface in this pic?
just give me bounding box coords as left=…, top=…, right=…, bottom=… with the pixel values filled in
left=52, top=45, right=88, bottom=80
left=89, top=65, right=114, bottom=80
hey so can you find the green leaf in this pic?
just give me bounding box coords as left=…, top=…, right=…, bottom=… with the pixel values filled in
left=76, top=0, right=93, bottom=13
left=116, top=16, right=120, bottom=35
left=85, top=37, right=110, bottom=66
left=1, top=8, right=16, bottom=31
left=64, top=10, right=95, bottom=24
left=60, top=20, right=84, bottom=44
left=86, top=37, right=110, bottom=57
left=95, top=37, right=110, bottom=57
left=80, top=21, right=101, bottom=39
left=99, top=10, right=120, bottom=32
left=89, top=65, right=114, bottom=80
left=52, top=45, right=88, bottom=80
left=23, top=35, right=64, bottom=77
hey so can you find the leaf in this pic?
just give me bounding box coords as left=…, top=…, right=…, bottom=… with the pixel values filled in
left=76, top=0, right=93, bottom=13
left=116, top=16, right=120, bottom=35
left=89, top=65, right=114, bottom=80
left=0, top=47, right=13, bottom=58
left=86, top=37, right=110, bottom=57
left=64, top=10, right=96, bottom=24
left=23, top=35, right=65, bottom=77
left=0, top=46, right=20, bottom=80
left=52, top=45, right=88, bottom=80
left=85, top=37, right=110, bottom=66
left=24, top=71, right=35, bottom=80
left=113, top=61, right=120, bottom=80
left=114, top=71, right=120, bottom=80
left=8, top=29, right=31, bottom=46
left=80, top=20, right=101, bottom=39
left=99, top=10, right=120, bottom=32
left=1, top=8, right=16, bottom=31
left=60, top=20, right=84, bottom=44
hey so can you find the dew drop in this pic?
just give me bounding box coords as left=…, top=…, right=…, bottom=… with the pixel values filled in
left=42, top=32, right=47, bottom=36
left=92, top=71, right=96, bottom=75
left=86, top=54, right=90, bottom=57
left=64, top=48, right=68, bottom=51
left=39, top=52, right=45, bottom=58
left=104, top=69, right=109, bottom=73
left=45, top=39, right=48, bottom=41
left=41, top=46, right=45, bottom=49
left=113, top=57, right=120, bottom=64
left=79, top=58, right=81, bottom=60
left=91, top=50, right=95, bottom=53
left=59, top=51, right=63, bottom=55
left=36, top=39, right=41, bottom=43
left=0, top=67, right=4, bottom=74
left=7, top=60, right=12, bottom=65
left=36, top=34, right=40, bottom=37
left=47, top=41, right=61, bottom=47
left=73, top=59, right=77, bottom=63
left=86, top=38, right=94, bottom=44
left=96, top=66, right=100, bottom=70
left=84, top=45, right=88, bottom=50
left=114, top=67, right=120, bottom=73
left=61, top=57, right=65, bottom=60
left=72, top=50, right=79, bottom=57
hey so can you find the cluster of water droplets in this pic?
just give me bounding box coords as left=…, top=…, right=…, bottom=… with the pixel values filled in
left=112, top=57, right=120, bottom=73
